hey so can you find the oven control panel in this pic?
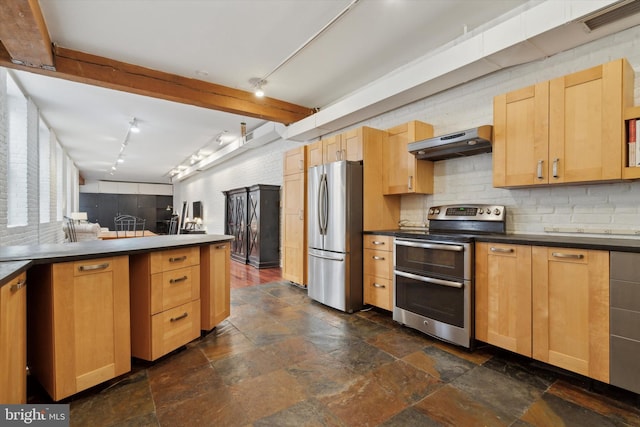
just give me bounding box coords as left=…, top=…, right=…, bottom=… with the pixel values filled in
left=427, top=204, right=505, bottom=222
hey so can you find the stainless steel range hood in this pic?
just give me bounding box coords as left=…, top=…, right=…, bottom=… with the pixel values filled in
left=409, top=125, right=493, bottom=161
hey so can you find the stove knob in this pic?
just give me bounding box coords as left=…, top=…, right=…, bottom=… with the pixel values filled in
left=434, top=208, right=440, bottom=214
left=478, top=208, right=484, bottom=214
left=428, top=208, right=434, bottom=215
left=493, top=208, right=501, bottom=216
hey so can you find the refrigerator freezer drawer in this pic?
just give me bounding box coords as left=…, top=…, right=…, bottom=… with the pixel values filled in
left=308, top=249, right=347, bottom=312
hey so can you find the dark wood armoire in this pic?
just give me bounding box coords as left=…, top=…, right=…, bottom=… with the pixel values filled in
left=224, top=184, right=280, bottom=268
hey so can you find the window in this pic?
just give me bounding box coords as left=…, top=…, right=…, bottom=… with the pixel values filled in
left=39, top=118, right=51, bottom=223
left=7, top=72, right=28, bottom=227
left=56, top=141, right=63, bottom=221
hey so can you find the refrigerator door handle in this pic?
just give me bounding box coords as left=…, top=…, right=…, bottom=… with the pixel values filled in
left=309, top=252, right=344, bottom=262
left=319, top=173, right=329, bottom=235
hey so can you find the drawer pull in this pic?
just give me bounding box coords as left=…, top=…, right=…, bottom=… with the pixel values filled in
left=170, top=312, right=189, bottom=322
left=490, top=247, right=514, bottom=253
left=215, top=244, right=226, bottom=249
left=170, top=276, right=188, bottom=284
left=372, top=256, right=386, bottom=260
left=371, top=241, right=385, bottom=246
left=552, top=252, right=584, bottom=260
left=373, top=283, right=386, bottom=289
left=169, top=256, right=187, bottom=263
left=78, top=263, right=109, bottom=272
left=10, top=280, right=26, bottom=292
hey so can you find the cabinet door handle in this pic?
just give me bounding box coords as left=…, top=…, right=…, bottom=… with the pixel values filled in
left=78, top=263, right=109, bottom=272
left=552, top=158, right=559, bottom=178
left=215, top=244, right=226, bottom=249
left=335, top=150, right=340, bottom=161
left=408, top=176, right=413, bottom=190
left=372, top=256, right=386, bottom=260
left=298, top=159, right=303, bottom=171
left=169, top=256, right=187, bottom=263
left=371, top=241, right=385, bottom=246
left=537, top=160, right=544, bottom=179
left=373, top=283, right=386, bottom=289
left=169, top=275, right=188, bottom=284
left=552, top=252, right=584, bottom=259
left=490, top=247, right=514, bottom=253
left=170, top=312, right=189, bottom=322
left=10, top=280, right=26, bottom=292
left=299, top=209, right=304, bottom=220
left=342, top=149, right=346, bottom=160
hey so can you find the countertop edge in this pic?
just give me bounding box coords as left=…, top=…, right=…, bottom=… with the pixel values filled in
left=0, top=260, right=32, bottom=287
left=364, top=230, right=640, bottom=252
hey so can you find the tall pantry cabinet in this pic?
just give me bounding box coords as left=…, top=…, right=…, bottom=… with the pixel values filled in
left=282, top=146, right=307, bottom=286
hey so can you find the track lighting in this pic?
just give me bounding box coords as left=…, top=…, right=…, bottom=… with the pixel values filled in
left=249, top=78, right=266, bottom=97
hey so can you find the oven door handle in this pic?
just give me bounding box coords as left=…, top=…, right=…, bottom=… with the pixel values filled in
left=394, top=239, right=464, bottom=252
left=394, top=270, right=464, bottom=289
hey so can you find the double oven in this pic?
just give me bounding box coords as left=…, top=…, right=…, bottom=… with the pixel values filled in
left=392, top=204, right=505, bottom=348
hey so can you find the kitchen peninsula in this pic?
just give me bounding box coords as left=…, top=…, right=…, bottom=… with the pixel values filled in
left=0, top=234, right=233, bottom=403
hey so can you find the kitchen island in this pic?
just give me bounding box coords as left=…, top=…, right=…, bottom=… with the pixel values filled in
left=0, top=234, right=233, bottom=402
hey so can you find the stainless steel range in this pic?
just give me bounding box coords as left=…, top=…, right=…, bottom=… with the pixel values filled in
left=393, top=204, right=506, bottom=348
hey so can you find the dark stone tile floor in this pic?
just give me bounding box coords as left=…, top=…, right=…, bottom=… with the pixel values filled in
left=29, top=281, right=640, bottom=426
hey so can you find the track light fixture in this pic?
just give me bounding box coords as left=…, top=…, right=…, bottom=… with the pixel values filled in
left=130, top=117, right=140, bottom=133
left=249, top=78, right=266, bottom=97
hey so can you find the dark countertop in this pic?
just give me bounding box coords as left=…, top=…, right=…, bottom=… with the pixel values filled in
left=0, top=234, right=234, bottom=286
left=365, top=230, right=640, bottom=252
left=0, top=260, right=31, bottom=287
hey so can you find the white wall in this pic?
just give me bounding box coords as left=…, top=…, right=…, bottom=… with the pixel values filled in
left=175, top=24, right=640, bottom=239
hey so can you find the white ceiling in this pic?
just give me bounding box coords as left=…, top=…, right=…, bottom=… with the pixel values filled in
left=7, top=0, right=638, bottom=184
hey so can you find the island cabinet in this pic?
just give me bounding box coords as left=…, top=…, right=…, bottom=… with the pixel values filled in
left=382, top=120, right=435, bottom=195
left=475, top=243, right=532, bottom=357
left=27, top=256, right=131, bottom=401
left=282, top=146, right=307, bottom=286
left=363, top=235, right=393, bottom=311
left=493, top=58, right=634, bottom=187
left=200, top=242, right=231, bottom=330
left=129, top=247, right=201, bottom=361
left=0, top=272, right=27, bottom=403
left=476, top=243, right=610, bottom=383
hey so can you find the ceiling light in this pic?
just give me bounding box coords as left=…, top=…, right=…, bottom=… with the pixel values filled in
left=249, top=78, right=266, bottom=97
left=130, top=118, right=140, bottom=133
left=117, top=157, right=124, bottom=164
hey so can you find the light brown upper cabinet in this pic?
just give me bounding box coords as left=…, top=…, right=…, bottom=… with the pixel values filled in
left=383, top=120, right=434, bottom=195
left=493, top=58, right=634, bottom=187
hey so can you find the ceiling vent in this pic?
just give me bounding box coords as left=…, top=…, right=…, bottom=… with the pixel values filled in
left=580, top=0, right=640, bottom=31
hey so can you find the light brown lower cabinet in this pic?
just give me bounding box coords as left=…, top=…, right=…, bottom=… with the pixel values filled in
left=0, top=272, right=27, bottom=403
left=363, top=235, right=393, bottom=311
left=475, top=243, right=610, bottom=383
left=130, top=247, right=201, bottom=361
left=27, top=256, right=131, bottom=401
left=201, top=242, right=231, bottom=330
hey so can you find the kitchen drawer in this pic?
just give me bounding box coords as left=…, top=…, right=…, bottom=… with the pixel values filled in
left=364, top=248, right=392, bottom=279
left=364, top=235, right=393, bottom=251
left=610, top=251, right=640, bottom=282
left=611, top=307, right=640, bottom=342
left=151, top=300, right=201, bottom=359
left=150, top=265, right=200, bottom=314
left=610, top=335, right=640, bottom=394
left=73, top=257, right=114, bottom=277
left=150, top=247, right=200, bottom=274
left=364, top=275, right=392, bottom=311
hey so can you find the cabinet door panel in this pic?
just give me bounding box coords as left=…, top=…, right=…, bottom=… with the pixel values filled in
left=0, top=273, right=27, bottom=403
left=493, top=83, right=549, bottom=187
left=475, top=243, right=532, bottom=356
left=532, top=247, right=609, bottom=382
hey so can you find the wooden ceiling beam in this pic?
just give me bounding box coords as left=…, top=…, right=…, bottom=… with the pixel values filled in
left=0, top=0, right=54, bottom=69
left=0, top=41, right=313, bottom=124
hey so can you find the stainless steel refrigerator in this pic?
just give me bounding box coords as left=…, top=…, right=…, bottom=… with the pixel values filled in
left=307, top=160, right=363, bottom=313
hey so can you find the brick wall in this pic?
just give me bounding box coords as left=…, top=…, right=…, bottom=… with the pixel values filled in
left=175, top=24, right=640, bottom=238
left=0, top=70, right=76, bottom=246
